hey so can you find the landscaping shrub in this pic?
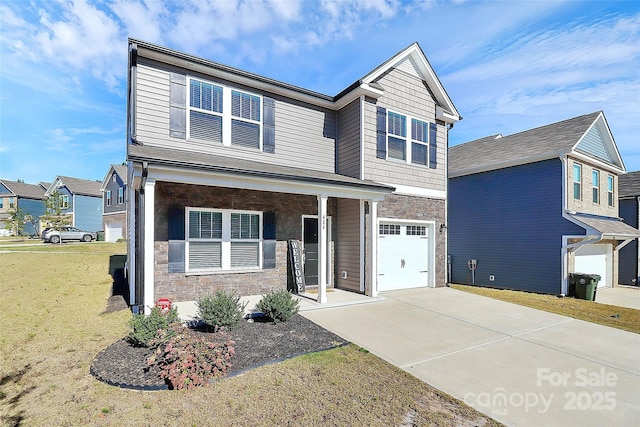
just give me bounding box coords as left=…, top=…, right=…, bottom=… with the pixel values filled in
left=197, top=290, right=247, bottom=330
left=147, top=326, right=235, bottom=390
left=127, top=306, right=181, bottom=347
left=256, top=289, right=300, bottom=323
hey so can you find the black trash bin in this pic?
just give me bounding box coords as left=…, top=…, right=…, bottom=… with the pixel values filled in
left=570, top=273, right=600, bottom=301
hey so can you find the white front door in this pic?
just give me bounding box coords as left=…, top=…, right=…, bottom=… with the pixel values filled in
left=575, top=244, right=610, bottom=288
left=378, top=222, right=430, bottom=292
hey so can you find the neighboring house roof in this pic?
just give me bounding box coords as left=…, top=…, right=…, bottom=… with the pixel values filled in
left=449, top=111, right=625, bottom=178
left=38, top=182, right=51, bottom=190
left=0, top=180, right=46, bottom=200
left=618, top=171, right=640, bottom=198
left=46, top=176, right=103, bottom=197
left=100, top=164, right=128, bottom=191
left=130, top=38, right=460, bottom=123
left=128, top=145, right=395, bottom=194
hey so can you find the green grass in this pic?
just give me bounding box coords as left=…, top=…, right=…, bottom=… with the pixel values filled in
left=0, top=244, right=501, bottom=426
left=451, top=284, right=640, bottom=334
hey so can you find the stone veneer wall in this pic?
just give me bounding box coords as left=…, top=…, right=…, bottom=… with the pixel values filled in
left=153, top=182, right=337, bottom=302
left=364, top=194, right=446, bottom=294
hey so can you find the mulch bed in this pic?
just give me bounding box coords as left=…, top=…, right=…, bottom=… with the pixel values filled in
left=90, top=314, right=348, bottom=390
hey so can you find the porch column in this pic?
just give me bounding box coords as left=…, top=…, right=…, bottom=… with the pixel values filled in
left=143, top=179, right=156, bottom=314
left=317, top=195, right=328, bottom=304
left=370, top=200, right=378, bottom=297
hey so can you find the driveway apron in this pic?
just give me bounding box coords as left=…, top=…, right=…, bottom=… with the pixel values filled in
left=301, top=287, right=640, bottom=427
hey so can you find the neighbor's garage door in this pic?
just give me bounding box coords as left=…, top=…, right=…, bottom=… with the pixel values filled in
left=575, top=244, right=611, bottom=288
left=105, top=221, right=123, bottom=243
left=378, top=222, right=430, bottom=292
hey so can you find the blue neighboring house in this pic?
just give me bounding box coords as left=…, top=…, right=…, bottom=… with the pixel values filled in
left=618, top=171, right=640, bottom=286
left=448, top=111, right=640, bottom=295
left=45, top=176, right=103, bottom=232
left=0, top=180, right=47, bottom=236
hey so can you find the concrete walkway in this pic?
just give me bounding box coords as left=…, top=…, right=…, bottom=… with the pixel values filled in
left=301, top=287, right=640, bottom=427
left=596, top=286, right=640, bottom=310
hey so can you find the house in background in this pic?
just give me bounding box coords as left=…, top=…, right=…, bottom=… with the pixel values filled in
left=126, top=39, right=460, bottom=313
left=448, top=111, right=640, bottom=295
left=618, top=171, right=640, bottom=286
left=45, top=176, right=103, bottom=232
left=101, top=164, right=128, bottom=242
left=0, top=180, right=46, bottom=236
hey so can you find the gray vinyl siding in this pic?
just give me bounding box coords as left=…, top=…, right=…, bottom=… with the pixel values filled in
left=135, top=61, right=336, bottom=174
left=576, top=125, right=613, bottom=163
left=335, top=198, right=361, bottom=292
left=362, top=69, right=446, bottom=190
left=336, top=98, right=361, bottom=179
left=103, top=171, right=126, bottom=214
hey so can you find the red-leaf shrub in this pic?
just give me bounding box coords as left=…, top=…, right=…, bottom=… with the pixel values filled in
left=148, top=325, right=235, bottom=390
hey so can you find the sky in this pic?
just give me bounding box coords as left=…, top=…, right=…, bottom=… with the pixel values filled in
left=1, top=0, right=638, bottom=185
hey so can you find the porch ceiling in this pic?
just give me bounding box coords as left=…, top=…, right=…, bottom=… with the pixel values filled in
left=128, top=144, right=394, bottom=200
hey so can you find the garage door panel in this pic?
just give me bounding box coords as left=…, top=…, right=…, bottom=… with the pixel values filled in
left=575, top=244, right=610, bottom=288
left=105, top=222, right=123, bottom=243
left=378, top=223, right=430, bottom=292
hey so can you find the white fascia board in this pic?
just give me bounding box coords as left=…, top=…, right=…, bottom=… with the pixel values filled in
left=147, top=165, right=391, bottom=201
left=99, top=166, right=116, bottom=192
left=436, top=106, right=460, bottom=124
left=570, top=150, right=625, bottom=175
left=334, top=85, right=384, bottom=110
left=380, top=182, right=446, bottom=199
left=572, top=113, right=625, bottom=171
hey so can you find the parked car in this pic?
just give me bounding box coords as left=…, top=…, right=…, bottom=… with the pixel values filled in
left=41, top=226, right=96, bottom=243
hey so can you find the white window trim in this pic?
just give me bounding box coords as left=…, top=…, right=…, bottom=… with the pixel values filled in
left=573, top=163, right=582, bottom=201
left=607, top=175, right=614, bottom=207
left=592, top=169, right=600, bottom=204
left=185, top=207, right=262, bottom=272
left=386, top=110, right=432, bottom=166
left=118, top=187, right=124, bottom=204
left=106, top=190, right=111, bottom=207
left=186, top=77, right=263, bottom=150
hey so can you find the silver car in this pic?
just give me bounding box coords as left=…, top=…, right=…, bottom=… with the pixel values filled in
left=42, top=226, right=96, bottom=243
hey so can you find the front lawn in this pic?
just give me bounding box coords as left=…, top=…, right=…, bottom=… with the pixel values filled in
left=1, top=243, right=501, bottom=426
left=451, top=284, right=640, bottom=334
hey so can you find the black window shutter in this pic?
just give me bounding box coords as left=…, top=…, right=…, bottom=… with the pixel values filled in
left=263, top=211, right=276, bottom=269
left=169, top=73, right=186, bottom=139
left=263, top=97, right=275, bottom=153
left=429, top=122, right=437, bottom=169
left=167, top=206, right=185, bottom=272
left=376, top=106, right=387, bottom=159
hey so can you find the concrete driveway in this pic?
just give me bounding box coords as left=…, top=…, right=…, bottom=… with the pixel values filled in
left=301, top=287, right=640, bottom=427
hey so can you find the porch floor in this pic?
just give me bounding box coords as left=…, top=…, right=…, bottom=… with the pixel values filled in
left=172, top=288, right=384, bottom=323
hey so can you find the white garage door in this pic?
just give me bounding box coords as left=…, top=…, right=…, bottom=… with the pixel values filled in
left=575, top=244, right=610, bottom=288
left=105, top=221, right=123, bottom=243
left=378, top=222, right=430, bottom=292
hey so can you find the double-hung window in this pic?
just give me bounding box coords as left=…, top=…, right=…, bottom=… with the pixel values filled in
left=592, top=170, right=600, bottom=204
left=189, top=79, right=223, bottom=143
left=187, top=78, right=263, bottom=150
left=387, top=112, right=407, bottom=161
left=9, top=197, right=15, bottom=209
left=411, top=118, right=429, bottom=166
left=0, top=199, right=3, bottom=209
left=186, top=208, right=261, bottom=271
left=60, top=194, right=69, bottom=209
left=118, top=187, right=124, bottom=204
left=106, top=190, right=111, bottom=207
left=573, top=164, right=582, bottom=200
left=231, top=90, right=261, bottom=149
left=607, top=175, right=614, bottom=207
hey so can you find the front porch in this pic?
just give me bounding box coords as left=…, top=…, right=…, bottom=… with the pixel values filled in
left=172, top=288, right=385, bottom=322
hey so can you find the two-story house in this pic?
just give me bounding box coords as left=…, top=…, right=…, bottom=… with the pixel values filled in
left=0, top=180, right=46, bottom=236
left=101, top=164, right=128, bottom=242
left=45, top=176, right=103, bottom=232
left=126, top=39, right=460, bottom=313
left=618, top=171, right=640, bottom=286
left=448, top=112, right=640, bottom=295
